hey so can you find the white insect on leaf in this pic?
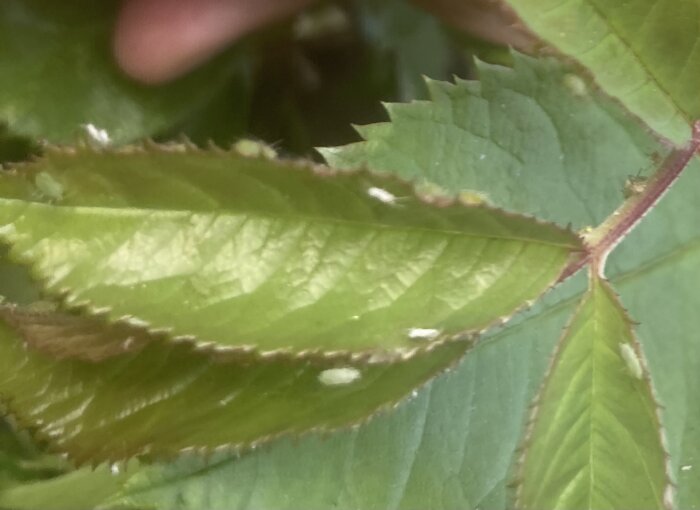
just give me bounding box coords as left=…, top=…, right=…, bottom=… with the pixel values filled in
left=318, top=367, right=362, bottom=386
left=367, top=186, right=399, bottom=205
left=82, top=123, right=111, bottom=147
left=619, top=342, right=643, bottom=380
left=407, top=327, right=441, bottom=341
left=34, top=172, right=64, bottom=202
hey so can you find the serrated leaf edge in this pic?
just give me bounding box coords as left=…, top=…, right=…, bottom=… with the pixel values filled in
left=512, top=275, right=673, bottom=510
left=0, top=331, right=474, bottom=466
left=0, top=140, right=581, bottom=362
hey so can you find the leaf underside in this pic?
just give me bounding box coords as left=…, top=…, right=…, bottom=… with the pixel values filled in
left=0, top=146, right=579, bottom=358
left=516, top=276, right=670, bottom=510
left=0, top=313, right=470, bottom=463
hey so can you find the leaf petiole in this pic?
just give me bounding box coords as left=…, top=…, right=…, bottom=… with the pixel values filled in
left=559, top=120, right=700, bottom=280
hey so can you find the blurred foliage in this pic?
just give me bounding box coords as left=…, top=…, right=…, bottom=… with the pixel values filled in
left=162, top=0, right=469, bottom=156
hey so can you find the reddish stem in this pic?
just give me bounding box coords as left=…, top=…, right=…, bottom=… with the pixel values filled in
left=559, top=121, right=700, bottom=282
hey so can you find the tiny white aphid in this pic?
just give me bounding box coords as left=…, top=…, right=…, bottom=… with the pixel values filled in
left=619, top=342, right=643, bottom=379
left=83, top=123, right=111, bottom=146
left=407, top=327, right=441, bottom=341
left=682, top=465, right=693, bottom=472
left=318, top=367, right=362, bottom=386
left=110, top=463, right=121, bottom=475
left=34, top=172, right=64, bottom=201
left=367, top=186, right=398, bottom=205
left=563, top=73, right=587, bottom=97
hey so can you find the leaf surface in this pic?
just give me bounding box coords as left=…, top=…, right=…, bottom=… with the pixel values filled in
left=0, top=465, right=130, bottom=510
left=516, top=276, right=670, bottom=510
left=0, top=313, right=469, bottom=463
left=106, top=280, right=579, bottom=510
left=105, top=56, right=696, bottom=510
left=321, top=53, right=658, bottom=228
left=0, top=147, right=578, bottom=357
left=606, top=156, right=700, bottom=509
left=503, top=0, right=700, bottom=143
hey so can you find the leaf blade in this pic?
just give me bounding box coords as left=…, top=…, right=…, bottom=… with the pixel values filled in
left=0, top=311, right=470, bottom=463
left=0, top=147, right=579, bottom=356
left=516, top=276, right=670, bottom=510
left=503, top=0, right=700, bottom=143
left=321, top=53, right=660, bottom=229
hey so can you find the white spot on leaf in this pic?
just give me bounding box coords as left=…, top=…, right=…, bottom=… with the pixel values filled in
left=318, top=367, right=361, bottom=386
left=233, top=139, right=277, bottom=159
left=367, top=187, right=397, bottom=205
left=563, top=73, right=587, bottom=97
left=619, top=342, right=643, bottom=379
left=682, top=465, right=693, bottom=471
left=407, top=327, right=441, bottom=341
left=83, top=123, right=111, bottom=146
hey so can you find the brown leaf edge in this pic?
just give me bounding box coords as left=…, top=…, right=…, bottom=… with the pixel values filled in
left=510, top=275, right=674, bottom=510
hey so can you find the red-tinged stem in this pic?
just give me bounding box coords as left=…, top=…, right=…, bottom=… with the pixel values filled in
left=558, top=120, right=700, bottom=282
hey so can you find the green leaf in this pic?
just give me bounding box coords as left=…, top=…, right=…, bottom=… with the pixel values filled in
left=0, top=313, right=470, bottom=463
left=0, top=146, right=578, bottom=357
left=0, top=0, right=248, bottom=144
left=104, top=56, right=683, bottom=510
left=105, top=276, right=584, bottom=510
left=502, top=0, right=700, bottom=143
left=515, top=276, right=670, bottom=510
left=0, top=416, right=64, bottom=490
left=0, top=464, right=132, bottom=510
left=321, top=52, right=659, bottom=229
left=606, top=159, right=700, bottom=508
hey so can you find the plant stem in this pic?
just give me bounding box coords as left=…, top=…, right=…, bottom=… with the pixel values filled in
left=559, top=120, right=700, bottom=281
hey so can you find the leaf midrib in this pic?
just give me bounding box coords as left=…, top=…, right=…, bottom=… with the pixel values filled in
left=0, top=198, right=579, bottom=250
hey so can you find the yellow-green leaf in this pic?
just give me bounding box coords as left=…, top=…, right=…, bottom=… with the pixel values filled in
left=516, top=276, right=671, bottom=510
left=0, top=146, right=580, bottom=358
